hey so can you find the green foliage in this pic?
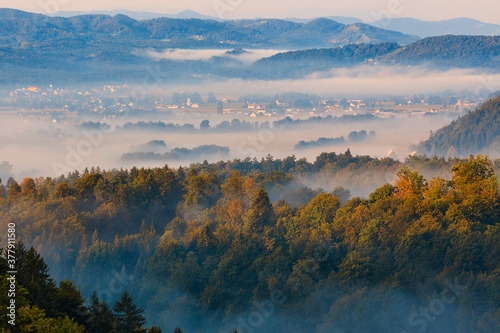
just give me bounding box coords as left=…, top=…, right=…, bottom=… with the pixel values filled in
left=383, top=35, right=500, bottom=68
left=16, top=306, right=86, bottom=333
left=13, top=242, right=58, bottom=317
left=419, top=96, right=500, bottom=157
left=88, top=292, right=118, bottom=333
left=113, top=291, right=146, bottom=333
left=55, top=280, right=88, bottom=326
left=369, top=183, right=395, bottom=202
left=253, top=43, right=401, bottom=79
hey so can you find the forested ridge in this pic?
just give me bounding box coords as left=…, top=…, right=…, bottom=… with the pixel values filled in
left=418, top=95, right=500, bottom=157
left=382, top=35, right=500, bottom=68
left=248, top=43, right=400, bottom=79
left=1, top=153, right=499, bottom=332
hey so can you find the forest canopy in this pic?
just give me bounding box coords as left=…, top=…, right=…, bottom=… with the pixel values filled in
left=0, top=153, right=499, bottom=332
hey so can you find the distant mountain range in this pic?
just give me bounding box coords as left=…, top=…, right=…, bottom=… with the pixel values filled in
left=50, top=9, right=500, bottom=37
left=51, top=9, right=218, bottom=21
left=1, top=8, right=500, bottom=84
left=0, top=8, right=417, bottom=49
left=368, top=17, right=500, bottom=38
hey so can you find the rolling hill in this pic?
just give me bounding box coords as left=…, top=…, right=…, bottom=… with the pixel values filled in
left=245, top=35, right=500, bottom=79
left=381, top=35, right=500, bottom=68
left=418, top=96, right=500, bottom=157
left=248, top=42, right=400, bottom=79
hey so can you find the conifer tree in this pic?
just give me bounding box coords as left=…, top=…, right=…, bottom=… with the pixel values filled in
left=244, top=186, right=274, bottom=233
left=15, top=242, right=58, bottom=316
left=89, top=291, right=117, bottom=333
left=113, top=290, right=146, bottom=333
left=56, top=279, right=88, bottom=326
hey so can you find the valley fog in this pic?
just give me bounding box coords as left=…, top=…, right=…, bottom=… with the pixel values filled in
left=0, top=111, right=454, bottom=181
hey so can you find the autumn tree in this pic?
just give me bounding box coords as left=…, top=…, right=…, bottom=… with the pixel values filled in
left=394, top=167, right=426, bottom=198
left=20, top=177, right=37, bottom=197
left=55, top=182, right=71, bottom=198
left=222, top=170, right=244, bottom=202
left=7, top=179, right=21, bottom=202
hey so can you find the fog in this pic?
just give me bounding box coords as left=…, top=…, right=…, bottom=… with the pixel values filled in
left=168, top=66, right=499, bottom=97
left=143, top=48, right=285, bottom=63
left=0, top=112, right=454, bottom=183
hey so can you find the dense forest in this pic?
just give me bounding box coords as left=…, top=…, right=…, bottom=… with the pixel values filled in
left=249, top=35, right=500, bottom=80
left=1, top=152, right=499, bottom=332
left=418, top=95, right=500, bottom=157
left=381, top=35, right=500, bottom=68
left=247, top=43, right=400, bottom=79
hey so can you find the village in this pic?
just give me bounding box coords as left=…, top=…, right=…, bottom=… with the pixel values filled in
left=0, top=83, right=480, bottom=124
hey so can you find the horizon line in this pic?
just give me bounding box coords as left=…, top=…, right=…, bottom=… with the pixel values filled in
left=2, top=7, right=500, bottom=25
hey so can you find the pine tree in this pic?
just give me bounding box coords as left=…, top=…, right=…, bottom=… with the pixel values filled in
left=88, top=292, right=117, bottom=333
left=14, top=242, right=59, bottom=316
left=113, top=290, right=146, bottom=333
left=244, top=186, right=274, bottom=233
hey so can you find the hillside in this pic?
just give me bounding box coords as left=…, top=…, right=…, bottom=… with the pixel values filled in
left=249, top=42, right=400, bottom=79
left=382, top=35, right=500, bottom=68
left=244, top=35, right=500, bottom=79
left=418, top=96, right=500, bottom=157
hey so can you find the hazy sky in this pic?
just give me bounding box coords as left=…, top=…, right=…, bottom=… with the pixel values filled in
left=4, top=0, right=500, bottom=23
